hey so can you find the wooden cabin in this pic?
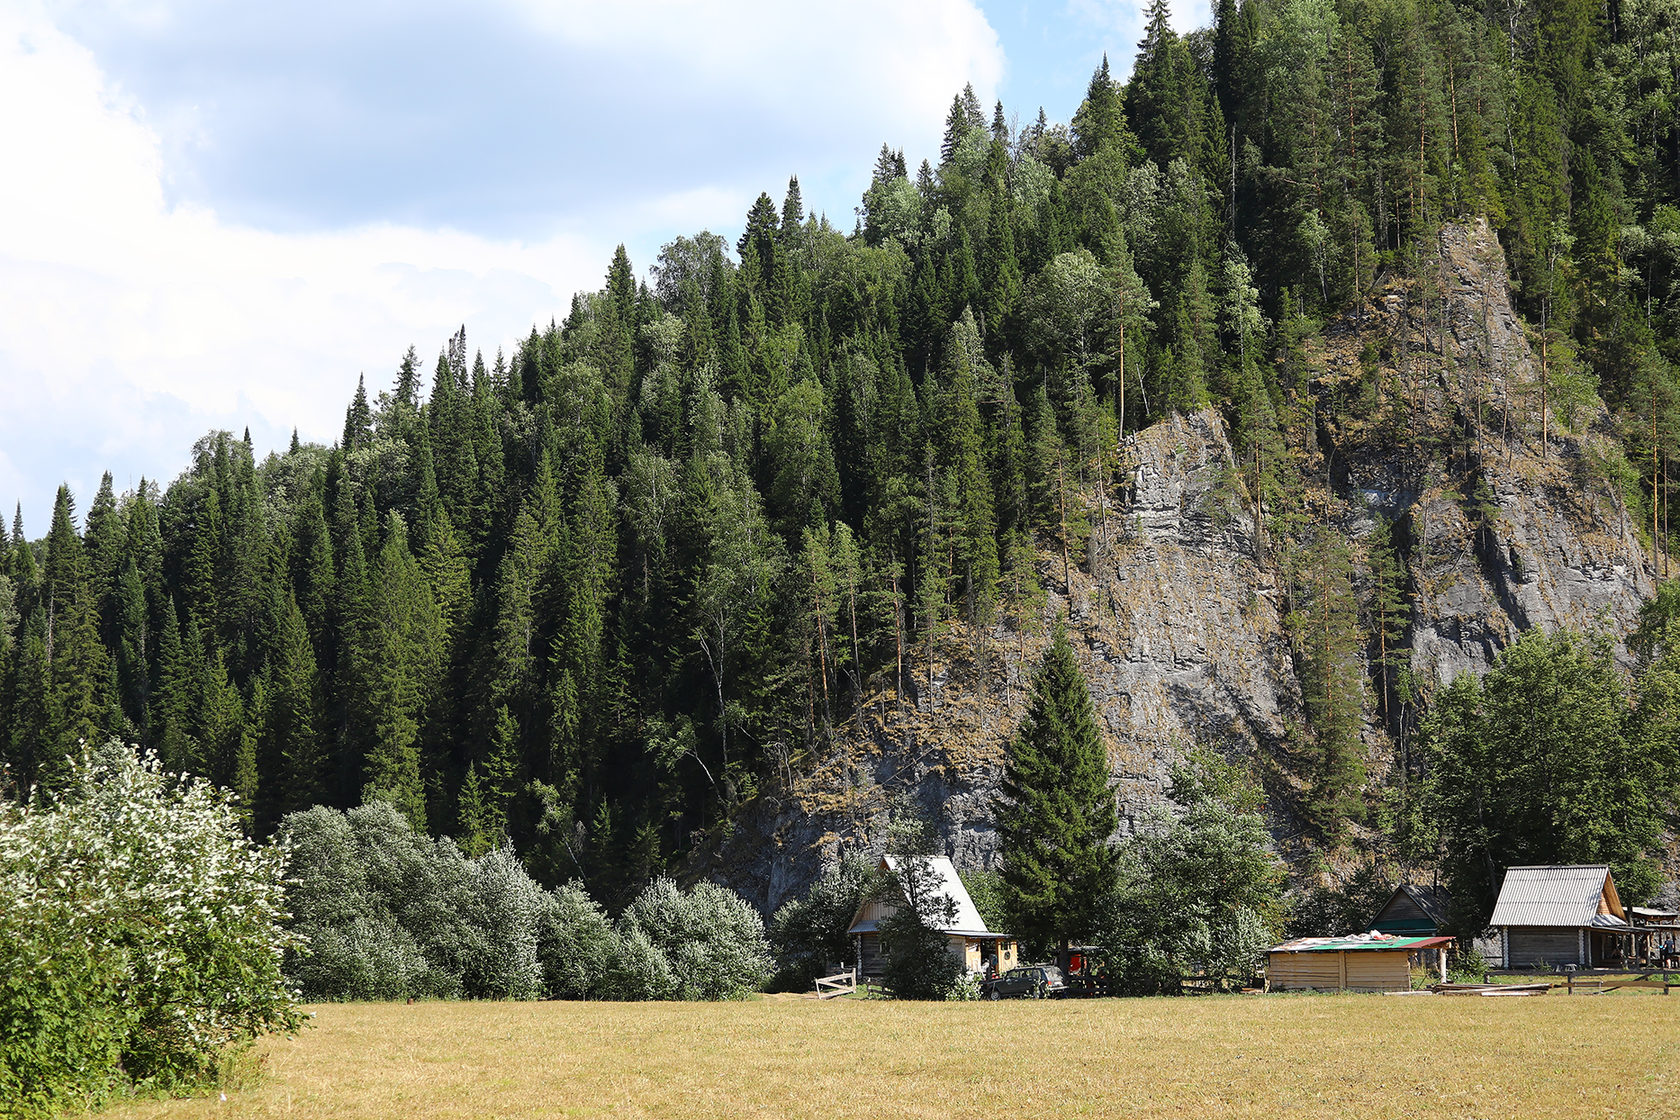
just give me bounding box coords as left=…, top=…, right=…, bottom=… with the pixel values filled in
left=1369, top=884, right=1450, bottom=937
left=847, top=856, right=1018, bottom=979
left=1630, top=907, right=1680, bottom=966
left=1268, top=934, right=1453, bottom=992
left=1490, top=865, right=1632, bottom=969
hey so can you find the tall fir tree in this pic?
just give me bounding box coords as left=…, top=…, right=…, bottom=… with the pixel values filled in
left=998, top=619, right=1119, bottom=952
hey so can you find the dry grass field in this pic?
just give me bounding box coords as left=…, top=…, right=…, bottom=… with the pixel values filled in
left=92, top=992, right=1678, bottom=1119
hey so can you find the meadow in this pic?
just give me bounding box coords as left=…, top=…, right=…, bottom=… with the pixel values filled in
left=89, top=992, right=1679, bottom=1119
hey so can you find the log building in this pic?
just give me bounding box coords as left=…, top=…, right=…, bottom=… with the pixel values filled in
left=1489, top=865, right=1632, bottom=969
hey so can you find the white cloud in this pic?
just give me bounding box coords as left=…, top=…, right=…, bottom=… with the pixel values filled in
left=1066, top=0, right=1215, bottom=60
left=0, top=1, right=1006, bottom=525
left=522, top=0, right=1003, bottom=127
left=0, top=3, right=608, bottom=524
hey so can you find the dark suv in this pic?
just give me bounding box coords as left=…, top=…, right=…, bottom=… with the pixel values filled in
left=981, top=965, right=1066, bottom=1000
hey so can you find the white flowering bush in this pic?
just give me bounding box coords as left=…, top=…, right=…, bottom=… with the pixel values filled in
left=0, top=741, right=302, bottom=1116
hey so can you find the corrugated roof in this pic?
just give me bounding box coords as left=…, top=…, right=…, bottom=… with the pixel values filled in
left=1270, top=933, right=1453, bottom=954
left=845, top=856, right=994, bottom=936
left=1489, top=865, right=1624, bottom=928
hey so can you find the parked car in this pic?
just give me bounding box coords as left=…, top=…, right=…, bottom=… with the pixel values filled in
left=981, top=965, right=1067, bottom=1000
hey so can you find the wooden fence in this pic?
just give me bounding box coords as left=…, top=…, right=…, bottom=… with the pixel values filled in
left=1564, top=972, right=1675, bottom=995
left=814, top=968, right=857, bottom=999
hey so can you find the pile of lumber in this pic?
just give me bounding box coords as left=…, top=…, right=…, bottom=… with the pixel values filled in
left=1427, top=982, right=1550, bottom=997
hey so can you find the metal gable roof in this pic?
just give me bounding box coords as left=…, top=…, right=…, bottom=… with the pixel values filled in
left=846, top=855, right=993, bottom=937
left=1489, top=865, right=1624, bottom=928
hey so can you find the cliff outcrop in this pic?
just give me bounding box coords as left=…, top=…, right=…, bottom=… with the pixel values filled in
left=696, top=220, right=1667, bottom=915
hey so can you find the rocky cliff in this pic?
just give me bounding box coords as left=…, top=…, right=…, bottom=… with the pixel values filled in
left=695, top=220, right=1669, bottom=914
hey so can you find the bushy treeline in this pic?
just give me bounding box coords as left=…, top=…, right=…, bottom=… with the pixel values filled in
left=7, top=0, right=1680, bottom=893
left=1098, top=755, right=1286, bottom=992
left=0, top=743, right=300, bottom=1118
left=281, top=802, right=771, bottom=1002
left=1404, top=619, right=1680, bottom=934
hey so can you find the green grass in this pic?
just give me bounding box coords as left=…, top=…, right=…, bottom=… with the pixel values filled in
left=87, top=991, right=1680, bottom=1119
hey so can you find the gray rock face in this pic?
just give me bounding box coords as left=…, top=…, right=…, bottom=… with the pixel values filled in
left=693, top=220, right=1665, bottom=915
left=1329, top=220, right=1656, bottom=684
left=1097, top=410, right=1299, bottom=832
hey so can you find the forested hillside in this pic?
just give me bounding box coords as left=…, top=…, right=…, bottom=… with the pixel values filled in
left=6, top=0, right=1680, bottom=909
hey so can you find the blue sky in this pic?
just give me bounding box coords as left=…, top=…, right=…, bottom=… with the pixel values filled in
left=0, top=0, right=1209, bottom=534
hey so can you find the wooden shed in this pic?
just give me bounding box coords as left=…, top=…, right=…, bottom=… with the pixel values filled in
left=1370, top=884, right=1450, bottom=936
left=847, top=856, right=1018, bottom=979
left=1490, top=865, right=1631, bottom=969
left=1268, top=934, right=1453, bottom=992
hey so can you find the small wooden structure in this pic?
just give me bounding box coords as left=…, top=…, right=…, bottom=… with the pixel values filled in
left=813, top=968, right=856, bottom=999
left=1370, top=884, right=1451, bottom=936
left=847, top=856, right=1018, bottom=979
left=1268, top=933, right=1453, bottom=992
left=1629, top=907, right=1679, bottom=967
left=1490, top=865, right=1633, bottom=969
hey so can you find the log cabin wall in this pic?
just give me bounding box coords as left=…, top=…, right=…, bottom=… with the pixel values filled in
left=1506, top=928, right=1582, bottom=968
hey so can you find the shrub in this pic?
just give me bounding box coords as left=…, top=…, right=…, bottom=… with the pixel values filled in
left=282, top=805, right=425, bottom=1001
left=281, top=807, right=772, bottom=1003
left=1449, top=947, right=1489, bottom=984
left=0, top=894, right=129, bottom=1115
left=458, top=847, right=545, bottom=1000
left=621, top=877, right=774, bottom=1000
left=284, top=803, right=445, bottom=1000
left=769, top=854, right=870, bottom=990
left=0, top=742, right=302, bottom=1116
left=599, top=927, right=678, bottom=1001
left=537, top=882, right=619, bottom=999
left=677, top=881, right=776, bottom=999
left=342, top=802, right=474, bottom=998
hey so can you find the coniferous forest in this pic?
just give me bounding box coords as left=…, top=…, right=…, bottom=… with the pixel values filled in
left=7, top=0, right=1680, bottom=910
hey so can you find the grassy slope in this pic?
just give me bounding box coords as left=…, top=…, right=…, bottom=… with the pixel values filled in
left=88, top=994, right=1679, bottom=1119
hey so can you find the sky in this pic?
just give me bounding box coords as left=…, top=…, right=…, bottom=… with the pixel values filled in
left=0, top=0, right=1211, bottom=535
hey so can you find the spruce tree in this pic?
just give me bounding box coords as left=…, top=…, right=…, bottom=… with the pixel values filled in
left=40, top=485, right=111, bottom=788
left=271, top=591, right=327, bottom=816
left=998, top=619, right=1118, bottom=952
left=359, top=514, right=440, bottom=829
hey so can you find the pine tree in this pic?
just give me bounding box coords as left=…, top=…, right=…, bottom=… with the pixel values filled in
left=998, top=619, right=1118, bottom=952
left=6, top=619, right=49, bottom=792
left=82, top=472, right=123, bottom=644
left=1071, top=54, right=1130, bottom=161
left=1365, top=516, right=1411, bottom=716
